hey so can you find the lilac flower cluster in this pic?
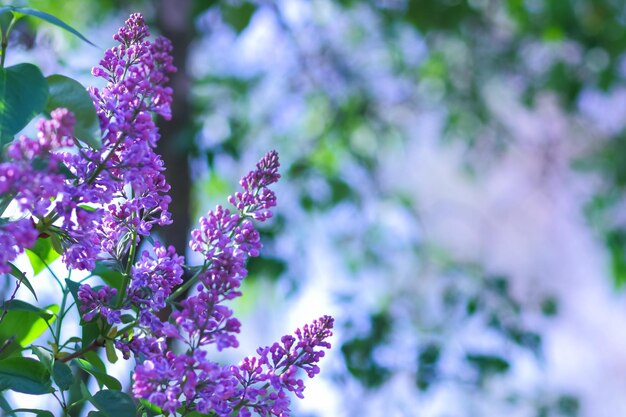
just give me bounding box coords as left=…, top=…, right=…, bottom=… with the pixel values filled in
left=131, top=315, right=334, bottom=416
left=0, top=14, right=176, bottom=274
left=0, top=12, right=333, bottom=416
left=76, top=13, right=179, bottom=315
left=231, top=315, right=335, bottom=416
left=77, top=284, right=119, bottom=323
left=121, top=150, right=333, bottom=416
left=0, top=109, right=77, bottom=272
left=87, top=12, right=176, bottom=260
left=0, top=219, right=38, bottom=274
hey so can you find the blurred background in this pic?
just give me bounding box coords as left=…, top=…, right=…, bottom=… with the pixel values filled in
left=6, top=0, right=626, bottom=416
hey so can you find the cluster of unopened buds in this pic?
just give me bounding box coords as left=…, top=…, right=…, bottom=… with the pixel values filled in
left=0, top=13, right=332, bottom=416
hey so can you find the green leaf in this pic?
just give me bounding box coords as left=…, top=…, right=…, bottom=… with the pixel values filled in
left=0, top=304, right=58, bottom=359
left=465, top=353, right=510, bottom=375
left=0, top=63, right=48, bottom=146
left=0, top=357, right=53, bottom=395
left=104, top=340, right=117, bottom=364
left=221, top=2, right=257, bottom=34
left=10, top=409, right=53, bottom=417
left=138, top=398, right=162, bottom=416
left=30, top=347, right=53, bottom=372
left=91, top=390, right=136, bottom=417
left=92, top=262, right=124, bottom=292
left=45, top=75, right=101, bottom=149
left=7, top=7, right=95, bottom=46
left=52, top=361, right=73, bottom=391
left=75, top=359, right=121, bottom=391
left=26, top=238, right=61, bottom=276
left=0, top=299, right=54, bottom=320
left=7, top=263, right=37, bottom=300
left=0, top=392, right=15, bottom=417
left=65, top=336, right=82, bottom=344
left=83, top=350, right=105, bottom=372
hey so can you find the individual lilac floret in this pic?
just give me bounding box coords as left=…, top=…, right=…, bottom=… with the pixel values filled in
left=77, top=284, right=120, bottom=324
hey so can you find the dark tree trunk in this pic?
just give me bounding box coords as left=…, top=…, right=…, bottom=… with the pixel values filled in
left=154, top=0, right=194, bottom=255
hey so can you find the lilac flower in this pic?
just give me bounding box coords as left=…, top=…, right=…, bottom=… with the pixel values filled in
left=172, top=288, right=241, bottom=350
left=229, top=316, right=334, bottom=416
left=130, top=242, right=184, bottom=312
left=128, top=151, right=330, bottom=416
left=188, top=151, right=281, bottom=301
left=0, top=109, right=77, bottom=271
left=77, top=284, right=120, bottom=324
left=65, top=12, right=177, bottom=268
left=0, top=109, right=76, bottom=217
left=0, top=219, right=38, bottom=274
left=132, top=349, right=237, bottom=414
left=228, top=150, right=280, bottom=221
left=76, top=12, right=178, bottom=318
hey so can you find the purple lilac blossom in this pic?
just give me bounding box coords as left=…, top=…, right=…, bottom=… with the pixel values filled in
left=0, top=219, right=38, bottom=274
left=86, top=12, right=176, bottom=263
left=76, top=13, right=178, bottom=320
left=129, top=151, right=333, bottom=415
left=77, top=283, right=120, bottom=324
left=229, top=315, right=334, bottom=416
left=0, top=109, right=76, bottom=272
left=20, top=14, right=334, bottom=417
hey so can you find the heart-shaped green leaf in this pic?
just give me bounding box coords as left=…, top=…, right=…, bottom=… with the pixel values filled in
left=0, top=304, right=59, bottom=359
left=0, top=63, right=48, bottom=147
left=52, top=361, right=73, bottom=391
left=0, top=357, right=53, bottom=395
left=91, top=390, right=136, bottom=417
left=75, top=359, right=121, bottom=391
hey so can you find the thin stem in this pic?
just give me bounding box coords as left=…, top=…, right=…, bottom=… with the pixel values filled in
left=167, top=262, right=208, bottom=302
left=0, top=15, right=19, bottom=68
left=0, top=280, right=20, bottom=325
left=57, top=340, right=101, bottom=363
left=115, top=228, right=138, bottom=309
left=54, top=287, right=70, bottom=348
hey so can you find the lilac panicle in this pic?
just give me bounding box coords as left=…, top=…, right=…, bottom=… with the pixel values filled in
left=77, top=283, right=120, bottom=324
left=0, top=108, right=76, bottom=272
left=230, top=316, right=334, bottom=416
left=77, top=13, right=178, bottom=325
left=189, top=150, right=280, bottom=300
left=131, top=315, right=333, bottom=417
left=64, top=12, right=176, bottom=271
left=130, top=151, right=329, bottom=416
